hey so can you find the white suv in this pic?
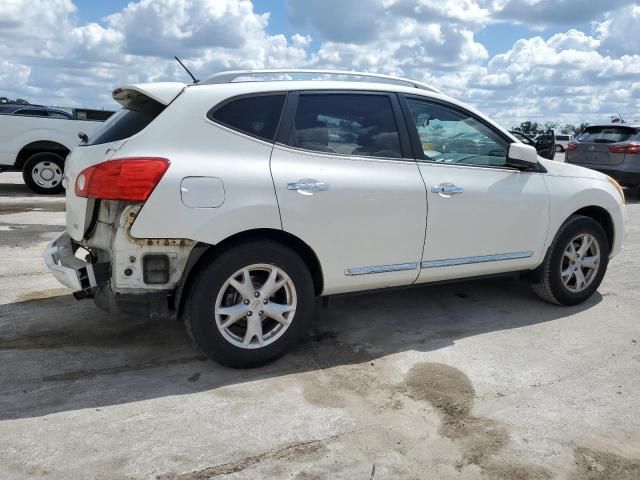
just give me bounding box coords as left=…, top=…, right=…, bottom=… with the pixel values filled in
left=44, top=70, right=627, bottom=368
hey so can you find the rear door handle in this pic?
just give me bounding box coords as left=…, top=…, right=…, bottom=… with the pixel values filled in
left=431, top=183, right=464, bottom=195
left=288, top=180, right=330, bottom=193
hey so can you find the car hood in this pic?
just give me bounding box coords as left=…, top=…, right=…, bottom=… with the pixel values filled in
left=539, top=158, right=608, bottom=180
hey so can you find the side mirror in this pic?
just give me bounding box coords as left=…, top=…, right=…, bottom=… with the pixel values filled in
left=506, top=143, right=539, bottom=170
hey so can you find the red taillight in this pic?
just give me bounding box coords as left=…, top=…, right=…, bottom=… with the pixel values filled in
left=566, top=143, right=577, bottom=152
left=75, top=157, right=169, bottom=201
left=609, top=143, right=640, bottom=154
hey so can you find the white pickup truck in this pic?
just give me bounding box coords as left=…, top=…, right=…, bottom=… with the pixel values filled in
left=0, top=104, right=113, bottom=194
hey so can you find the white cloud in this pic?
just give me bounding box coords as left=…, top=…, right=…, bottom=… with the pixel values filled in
left=494, top=0, right=637, bottom=27
left=0, top=60, right=30, bottom=90
left=464, top=29, right=640, bottom=125
left=0, top=0, right=638, bottom=126
left=596, top=4, right=640, bottom=56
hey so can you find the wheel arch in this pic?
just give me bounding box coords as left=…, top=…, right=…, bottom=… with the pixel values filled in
left=175, top=228, right=325, bottom=316
left=15, top=140, right=71, bottom=169
left=569, top=205, right=614, bottom=251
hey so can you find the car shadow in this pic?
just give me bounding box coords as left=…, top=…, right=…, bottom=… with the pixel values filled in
left=0, top=275, right=601, bottom=420
left=0, top=180, right=64, bottom=199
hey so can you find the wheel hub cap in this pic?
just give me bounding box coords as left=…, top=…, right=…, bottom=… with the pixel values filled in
left=31, top=160, right=63, bottom=189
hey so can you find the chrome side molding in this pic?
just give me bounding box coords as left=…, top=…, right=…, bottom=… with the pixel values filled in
left=345, top=262, right=418, bottom=276
left=421, top=251, right=533, bottom=268
left=345, top=252, right=533, bottom=276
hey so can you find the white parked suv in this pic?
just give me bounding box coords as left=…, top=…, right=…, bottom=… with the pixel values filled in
left=44, top=70, right=627, bottom=368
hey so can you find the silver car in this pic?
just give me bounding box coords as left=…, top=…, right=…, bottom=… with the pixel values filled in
left=566, top=124, right=640, bottom=188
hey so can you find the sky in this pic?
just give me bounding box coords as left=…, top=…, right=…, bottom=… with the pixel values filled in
left=1, top=0, right=639, bottom=128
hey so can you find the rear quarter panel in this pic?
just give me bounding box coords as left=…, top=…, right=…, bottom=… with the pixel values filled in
left=126, top=86, right=282, bottom=243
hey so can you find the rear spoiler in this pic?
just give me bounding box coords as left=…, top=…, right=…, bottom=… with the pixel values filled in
left=112, top=82, right=186, bottom=108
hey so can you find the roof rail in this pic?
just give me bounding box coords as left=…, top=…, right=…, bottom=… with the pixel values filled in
left=198, top=69, right=443, bottom=95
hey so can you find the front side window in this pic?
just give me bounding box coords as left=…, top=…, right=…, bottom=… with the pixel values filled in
left=406, top=98, right=508, bottom=167
left=290, top=94, right=402, bottom=158
left=210, top=94, right=285, bottom=142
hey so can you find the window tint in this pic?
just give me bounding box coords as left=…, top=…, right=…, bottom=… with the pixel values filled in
left=86, top=102, right=164, bottom=146
left=15, top=108, right=47, bottom=117
left=576, top=126, right=638, bottom=144
left=210, top=94, right=285, bottom=142
left=47, top=110, right=72, bottom=119
left=290, top=94, right=402, bottom=158
left=406, top=98, right=508, bottom=167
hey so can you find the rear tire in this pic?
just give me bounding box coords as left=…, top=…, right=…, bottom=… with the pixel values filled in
left=22, top=152, right=65, bottom=194
left=183, top=240, right=315, bottom=368
left=555, top=145, right=564, bottom=153
left=529, top=215, right=609, bottom=305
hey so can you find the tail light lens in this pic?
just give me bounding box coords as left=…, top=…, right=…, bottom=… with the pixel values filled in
left=75, top=157, right=169, bottom=201
left=566, top=143, right=577, bottom=152
left=608, top=143, right=640, bottom=154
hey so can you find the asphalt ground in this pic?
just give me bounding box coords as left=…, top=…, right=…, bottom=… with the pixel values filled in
left=1, top=158, right=639, bottom=479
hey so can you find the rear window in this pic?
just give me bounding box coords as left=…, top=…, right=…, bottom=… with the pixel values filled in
left=85, top=101, right=164, bottom=146
left=577, top=126, right=638, bottom=144
left=556, top=135, right=570, bottom=141
left=208, top=94, right=285, bottom=142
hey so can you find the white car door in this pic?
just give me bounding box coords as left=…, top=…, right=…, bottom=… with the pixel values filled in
left=399, top=96, right=550, bottom=282
left=270, top=91, right=427, bottom=295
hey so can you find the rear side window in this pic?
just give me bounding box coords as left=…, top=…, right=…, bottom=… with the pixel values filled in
left=577, top=126, right=638, bottom=144
left=86, top=102, right=164, bottom=146
left=209, top=94, right=285, bottom=142
left=289, top=93, right=402, bottom=158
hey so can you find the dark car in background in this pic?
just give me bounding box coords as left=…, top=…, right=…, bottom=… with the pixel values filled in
left=0, top=104, right=73, bottom=119
left=566, top=124, right=640, bottom=188
left=509, top=130, right=556, bottom=160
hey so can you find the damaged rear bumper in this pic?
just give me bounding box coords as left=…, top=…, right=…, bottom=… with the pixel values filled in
left=43, top=232, right=106, bottom=292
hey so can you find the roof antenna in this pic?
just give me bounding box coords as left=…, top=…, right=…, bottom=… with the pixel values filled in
left=174, top=56, right=199, bottom=84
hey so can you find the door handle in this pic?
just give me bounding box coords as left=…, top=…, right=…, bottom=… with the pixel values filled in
left=431, top=183, right=464, bottom=195
left=287, top=180, right=330, bottom=192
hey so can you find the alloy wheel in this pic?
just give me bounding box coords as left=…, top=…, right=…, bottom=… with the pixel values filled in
left=214, top=264, right=297, bottom=349
left=560, top=233, right=601, bottom=293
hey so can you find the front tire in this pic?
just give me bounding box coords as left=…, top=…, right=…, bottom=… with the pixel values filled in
left=22, top=152, right=65, bottom=194
left=530, top=215, right=609, bottom=305
left=183, top=241, right=315, bottom=368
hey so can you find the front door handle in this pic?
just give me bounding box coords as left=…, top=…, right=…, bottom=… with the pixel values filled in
left=288, top=179, right=330, bottom=194
left=431, top=183, right=464, bottom=196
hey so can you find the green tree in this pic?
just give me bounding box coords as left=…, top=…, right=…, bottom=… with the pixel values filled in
left=575, top=122, right=590, bottom=135
left=518, top=121, right=542, bottom=136
left=0, top=96, right=30, bottom=104
left=560, top=123, right=576, bottom=134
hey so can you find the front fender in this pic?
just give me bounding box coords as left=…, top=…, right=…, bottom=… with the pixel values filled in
left=542, top=175, right=625, bottom=258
